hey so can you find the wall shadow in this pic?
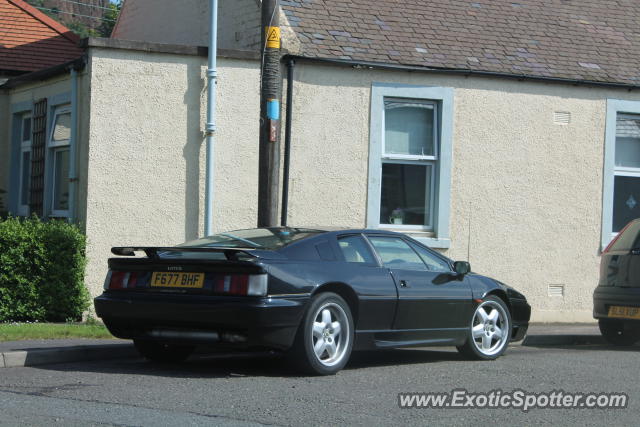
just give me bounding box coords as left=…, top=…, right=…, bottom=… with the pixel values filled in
left=182, top=60, right=204, bottom=240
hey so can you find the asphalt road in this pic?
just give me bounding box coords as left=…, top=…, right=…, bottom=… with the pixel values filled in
left=0, top=342, right=638, bottom=426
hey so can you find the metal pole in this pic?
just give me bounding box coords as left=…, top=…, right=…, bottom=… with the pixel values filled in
left=281, top=58, right=294, bottom=226
left=204, top=0, right=218, bottom=237
left=258, top=0, right=281, bottom=227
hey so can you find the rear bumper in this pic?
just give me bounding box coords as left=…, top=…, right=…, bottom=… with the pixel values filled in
left=94, top=292, right=309, bottom=350
left=593, top=287, right=640, bottom=320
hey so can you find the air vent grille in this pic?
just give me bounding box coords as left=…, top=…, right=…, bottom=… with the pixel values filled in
left=548, top=284, right=565, bottom=297
left=554, top=111, right=571, bottom=125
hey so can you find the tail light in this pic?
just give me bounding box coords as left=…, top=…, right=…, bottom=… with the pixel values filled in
left=105, top=270, right=141, bottom=290
left=214, top=274, right=267, bottom=296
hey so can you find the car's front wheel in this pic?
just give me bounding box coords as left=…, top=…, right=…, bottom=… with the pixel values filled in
left=599, top=319, right=640, bottom=346
left=457, top=295, right=511, bottom=360
left=288, top=292, right=354, bottom=375
left=133, top=339, right=194, bottom=363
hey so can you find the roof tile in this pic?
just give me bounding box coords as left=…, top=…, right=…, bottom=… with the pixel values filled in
left=0, top=0, right=83, bottom=73
left=281, top=0, right=640, bottom=85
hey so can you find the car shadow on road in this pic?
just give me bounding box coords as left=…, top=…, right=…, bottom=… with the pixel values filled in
left=521, top=334, right=640, bottom=352
left=34, top=347, right=467, bottom=379
left=522, top=343, right=640, bottom=352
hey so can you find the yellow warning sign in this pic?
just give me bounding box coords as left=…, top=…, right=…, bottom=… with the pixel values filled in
left=266, top=26, right=281, bottom=49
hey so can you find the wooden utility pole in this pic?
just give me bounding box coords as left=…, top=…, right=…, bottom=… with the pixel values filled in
left=258, top=0, right=281, bottom=227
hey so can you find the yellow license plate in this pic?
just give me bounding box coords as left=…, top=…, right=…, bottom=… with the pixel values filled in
left=150, top=272, right=204, bottom=288
left=608, top=305, right=640, bottom=320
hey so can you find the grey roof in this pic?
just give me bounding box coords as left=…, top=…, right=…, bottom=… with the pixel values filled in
left=281, top=0, right=640, bottom=85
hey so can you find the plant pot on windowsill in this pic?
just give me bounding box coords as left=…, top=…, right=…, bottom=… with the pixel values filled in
left=389, top=209, right=405, bottom=225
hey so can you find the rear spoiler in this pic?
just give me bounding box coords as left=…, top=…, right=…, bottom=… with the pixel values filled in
left=110, top=246, right=285, bottom=260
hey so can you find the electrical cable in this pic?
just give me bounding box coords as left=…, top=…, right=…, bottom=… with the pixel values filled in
left=53, top=0, right=116, bottom=11
left=33, top=6, right=116, bottom=21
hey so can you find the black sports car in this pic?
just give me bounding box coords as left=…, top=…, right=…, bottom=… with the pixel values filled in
left=94, top=227, right=531, bottom=375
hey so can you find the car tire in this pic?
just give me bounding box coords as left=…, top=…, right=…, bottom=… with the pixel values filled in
left=457, top=295, right=511, bottom=360
left=599, top=319, right=640, bottom=346
left=288, top=292, right=354, bottom=375
left=133, top=339, right=194, bottom=363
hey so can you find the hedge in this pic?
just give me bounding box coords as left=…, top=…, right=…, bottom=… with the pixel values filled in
left=0, top=216, right=89, bottom=322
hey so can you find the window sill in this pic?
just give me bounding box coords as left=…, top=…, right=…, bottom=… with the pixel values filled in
left=377, top=228, right=450, bottom=248
left=409, top=236, right=451, bottom=249
left=49, top=213, right=70, bottom=220
left=378, top=225, right=432, bottom=232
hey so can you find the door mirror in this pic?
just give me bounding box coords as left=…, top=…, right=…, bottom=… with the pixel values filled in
left=454, top=261, right=471, bottom=276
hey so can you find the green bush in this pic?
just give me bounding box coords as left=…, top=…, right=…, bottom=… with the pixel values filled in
left=0, top=216, right=89, bottom=322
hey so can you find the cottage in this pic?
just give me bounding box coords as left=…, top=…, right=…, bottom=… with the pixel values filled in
left=2, top=0, right=640, bottom=322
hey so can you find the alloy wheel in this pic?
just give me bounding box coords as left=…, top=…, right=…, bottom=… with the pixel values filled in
left=311, top=302, right=350, bottom=367
left=470, top=300, right=510, bottom=356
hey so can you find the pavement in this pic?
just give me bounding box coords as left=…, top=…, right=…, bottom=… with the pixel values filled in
left=0, top=323, right=604, bottom=369
left=0, top=339, right=136, bottom=368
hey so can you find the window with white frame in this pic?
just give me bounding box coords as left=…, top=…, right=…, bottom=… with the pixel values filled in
left=380, top=99, right=437, bottom=229
left=48, top=106, right=71, bottom=217
left=612, top=114, right=640, bottom=232
left=17, top=113, right=32, bottom=216
left=368, top=83, right=453, bottom=248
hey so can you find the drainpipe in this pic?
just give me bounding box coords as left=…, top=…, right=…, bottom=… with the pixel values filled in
left=69, top=68, right=78, bottom=222
left=281, top=59, right=294, bottom=226
left=204, top=0, right=218, bottom=237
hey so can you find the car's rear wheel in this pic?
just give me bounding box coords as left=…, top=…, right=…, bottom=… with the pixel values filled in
left=133, top=339, right=194, bottom=363
left=457, top=295, right=511, bottom=360
left=599, top=319, right=640, bottom=346
left=288, top=292, right=354, bottom=375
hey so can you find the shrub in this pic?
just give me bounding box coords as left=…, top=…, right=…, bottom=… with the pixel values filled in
left=0, top=216, right=89, bottom=322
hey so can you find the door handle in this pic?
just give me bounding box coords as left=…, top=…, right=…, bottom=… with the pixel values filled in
left=399, top=280, right=408, bottom=287
left=632, top=248, right=640, bottom=255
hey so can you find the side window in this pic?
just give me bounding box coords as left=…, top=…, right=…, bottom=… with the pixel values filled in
left=48, top=106, right=71, bottom=217
left=408, top=242, right=451, bottom=272
left=18, top=113, right=32, bottom=216
left=338, top=235, right=376, bottom=264
left=367, top=236, right=426, bottom=270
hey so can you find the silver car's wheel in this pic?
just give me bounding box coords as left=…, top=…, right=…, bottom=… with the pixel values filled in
left=287, top=292, right=354, bottom=375
left=470, top=300, right=510, bottom=356
left=458, top=295, right=511, bottom=360
left=311, top=302, right=350, bottom=367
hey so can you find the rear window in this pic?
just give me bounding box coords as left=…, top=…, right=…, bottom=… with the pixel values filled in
left=178, top=228, right=324, bottom=250
left=609, top=220, right=640, bottom=252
